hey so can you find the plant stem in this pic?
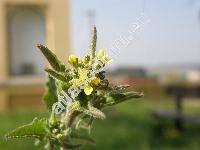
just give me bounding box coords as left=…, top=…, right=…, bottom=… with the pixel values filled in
left=89, top=26, right=97, bottom=59
left=50, top=140, right=54, bottom=150
left=66, top=111, right=80, bottom=128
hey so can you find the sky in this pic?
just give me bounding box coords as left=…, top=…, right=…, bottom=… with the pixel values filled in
left=70, top=0, right=200, bottom=69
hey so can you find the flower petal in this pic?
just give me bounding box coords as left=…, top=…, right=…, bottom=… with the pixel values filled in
left=69, top=55, right=77, bottom=63
left=84, top=86, right=93, bottom=95
left=97, top=49, right=105, bottom=57
left=91, top=77, right=101, bottom=85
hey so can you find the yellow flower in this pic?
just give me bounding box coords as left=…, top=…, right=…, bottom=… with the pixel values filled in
left=70, top=79, right=80, bottom=86
left=103, top=56, right=111, bottom=62
left=84, top=86, right=93, bottom=95
left=78, top=58, right=81, bottom=63
left=81, top=68, right=87, bottom=73
left=79, top=68, right=87, bottom=79
left=91, top=77, right=101, bottom=85
left=69, top=55, right=77, bottom=63
left=97, top=49, right=105, bottom=57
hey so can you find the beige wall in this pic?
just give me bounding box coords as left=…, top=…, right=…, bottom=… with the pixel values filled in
left=0, top=0, right=70, bottom=111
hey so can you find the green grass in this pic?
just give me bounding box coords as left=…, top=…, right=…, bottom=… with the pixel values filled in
left=1, top=98, right=200, bottom=150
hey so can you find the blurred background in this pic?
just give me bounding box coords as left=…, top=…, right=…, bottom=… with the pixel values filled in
left=0, top=0, right=200, bottom=149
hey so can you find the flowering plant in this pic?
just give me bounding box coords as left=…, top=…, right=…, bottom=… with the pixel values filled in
left=6, top=27, right=143, bottom=150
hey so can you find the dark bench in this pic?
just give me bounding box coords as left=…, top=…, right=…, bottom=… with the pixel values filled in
left=152, top=85, right=200, bottom=131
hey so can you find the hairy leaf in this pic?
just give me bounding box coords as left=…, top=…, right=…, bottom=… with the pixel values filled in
left=104, top=91, right=143, bottom=106
left=43, top=76, right=58, bottom=110
left=37, top=44, right=65, bottom=72
left=110, top=85, right=130, bottom=93
left=45, top=68, right=68, bottom=82
left=71, top=132, right=95, bottom=145
left=63, top=143, right=82, bottom=149
left=75, top=115, right=93, bottom=133
left=80, top=105, right=105, bottom=119
left=6, top=118, right=48, bottom=139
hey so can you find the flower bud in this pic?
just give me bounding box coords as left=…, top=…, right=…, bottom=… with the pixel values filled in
left=49, top=112, right=57, bottom=126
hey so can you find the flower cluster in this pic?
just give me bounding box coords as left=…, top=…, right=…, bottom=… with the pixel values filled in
left=51, top=49, right=111, bottom=114
left=6, top=26, right=143, bottom=150
left=68, top=50, right=110, bottom=96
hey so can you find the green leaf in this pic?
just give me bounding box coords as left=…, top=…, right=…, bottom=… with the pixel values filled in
left=110, top=85, right=130, bottom=93
left=75, top=115, right=93, bottom=133
left=80, top=105, right=105, bottom=119
left=43, top=76, right=58, bottom=110
left=37, top=44, right=65, bottom=72
left=62, top=143, right=82, bottom=149
left=88, top=26, right=97, bottom=59
left=104, top=91, right=143, bottom=107
left=45, top=68, right=68, bottom=82
left=71, top=132, right=95, bottom=145
left=6, top=118, right=48, bottom=139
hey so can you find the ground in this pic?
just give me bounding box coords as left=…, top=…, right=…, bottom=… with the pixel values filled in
left=1, top=97, right=200, bottom=150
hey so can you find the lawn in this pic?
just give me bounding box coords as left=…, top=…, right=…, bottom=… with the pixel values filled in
left=1, top=98, right=200, bottom=150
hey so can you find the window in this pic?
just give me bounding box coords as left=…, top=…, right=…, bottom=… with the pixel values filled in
left=7, top=6, right=46, bottom=76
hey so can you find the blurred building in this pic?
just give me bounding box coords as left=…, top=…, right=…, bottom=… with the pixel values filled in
left=108, top=67, right=157, bottom=86
left=149, top=64, right=200, bottom=85
left=0, top=0, right=70, bottom=111
left=107, top=67, right=159, bottom=98
left=185, top=70, right=200, bottom=84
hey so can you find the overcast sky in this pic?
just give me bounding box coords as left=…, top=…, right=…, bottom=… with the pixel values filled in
left=70, top=0, right=200, bottom=68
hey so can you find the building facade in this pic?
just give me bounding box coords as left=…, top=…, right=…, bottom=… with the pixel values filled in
left=0, top=0, right=70, bottom=111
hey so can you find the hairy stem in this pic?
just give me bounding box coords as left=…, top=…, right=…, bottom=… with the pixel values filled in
left=50, top=140, right=54, bottom=150
left=89, top=26, right=97, bottom=59
left=65, top=111, right=80, bottom=128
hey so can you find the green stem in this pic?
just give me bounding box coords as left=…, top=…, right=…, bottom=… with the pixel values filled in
left=49, top=140, right=54, bottom=150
